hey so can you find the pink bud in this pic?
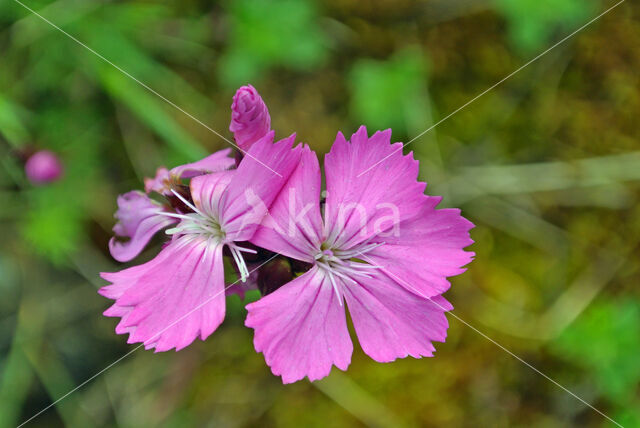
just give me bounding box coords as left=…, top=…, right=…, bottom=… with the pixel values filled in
left=229, top=85, right=271, bottom=152
left=25, top=150, right=63, bottom=184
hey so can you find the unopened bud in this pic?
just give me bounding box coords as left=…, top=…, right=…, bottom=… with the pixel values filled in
left=25, top=150, right=63, bottom=184
left=290, top=259, right=313, bottom=274
left=229, top=85, right=271, bottom=152
left=257, top=257, right=293, bottom=296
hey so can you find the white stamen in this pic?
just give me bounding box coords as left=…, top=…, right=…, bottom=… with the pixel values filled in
left=161, top=190, right=259, bottom=285
left=314, top=240, right=384, bottom=304
left=170, top=188, right=205, bottom=217
left=325, top=270, right=343, bottom=306
left=228, top=243, right=252, bottom=282
left=328, top=267, right=360, bottom=284
left=233, top=245, right=258, bottom=255
left=157, top=211, right=198, bottom=221
left=333, top=242, right=384, bottom=259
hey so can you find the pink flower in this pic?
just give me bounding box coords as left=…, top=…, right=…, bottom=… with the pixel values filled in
left=108, top=149, right=235, bottom=263
left=229, top=85, right=271, bottom=152
left=100, top=134, right=303, bottom=351
left=245, top=126, right=474, bottom=383
left=25, top=150, right=63, bottom=184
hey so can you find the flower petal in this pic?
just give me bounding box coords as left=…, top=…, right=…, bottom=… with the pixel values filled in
left=144, top=167, right=171, bottom=195
left=108, top=191, right=176, bottom=262
left=100, top=236, right=226, bottom=352
left=190, top=170, right=235, bottom=217
left=366, top=197, right=474, bottom=297
left=144, top=149, right=234, bottom=195
left=250, top=146, right=323, bottom=261
left=219, top=132, right=303, bottom=241
left=343, top=273, right=452, bottom=363
left=324, top=126, right=426, bottom=249
left=245, top=267, right=352, bottom=383
left=170, top=148, right=235, bottom=179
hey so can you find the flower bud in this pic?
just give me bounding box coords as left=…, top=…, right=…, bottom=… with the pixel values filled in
left=229, top=85, right=271, bottom=152
left=290, top=259, right=313, bottom=274
left=25, top=150, right=63, bottom=184
left=257, top=257, right=293, bottom=296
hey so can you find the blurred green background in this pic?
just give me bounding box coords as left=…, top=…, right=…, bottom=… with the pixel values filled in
left=1, top=0, right=639, bottom=426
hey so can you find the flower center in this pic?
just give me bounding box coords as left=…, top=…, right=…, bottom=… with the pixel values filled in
left=159, top=189, right=256, bottom=282
left=315, top=248, right=337, bottom=265
left=161, top=190, right=226, bottom=241
left=313, top=242, right=383, bottom=304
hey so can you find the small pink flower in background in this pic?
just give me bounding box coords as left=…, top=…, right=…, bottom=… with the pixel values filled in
left=25, top=150, right=63, bottom=184
left=245, top=126, right=474, bottom=383
left=229, top=84, right=271, bottom=152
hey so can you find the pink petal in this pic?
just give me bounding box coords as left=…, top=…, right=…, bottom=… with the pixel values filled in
left=190, top=170, right=235, bottom=217
left=170, top=148, right=235, bottom=179
left=108, top=191, right=177, bottom=262
left=229, top=85, right=272, bottom=151
left=250, top=146, right=323, bottom=261
left=143, top=149, right=234, bottom=195
left=219, top=132, right=303, bottom=241
left=366, top=197, right=475, bottom=297
left=144, top=167, right=171, bottom=195
left=324, top=126, right=427, bottom=249
left=343, top=273, right=452, bottom=363
left=245, top=267, right=352, bottom=383
left=100, top=236, right=226, bottom=352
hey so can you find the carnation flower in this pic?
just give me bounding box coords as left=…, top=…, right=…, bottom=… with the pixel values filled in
left=100, top=134, right=302, bottom=351
left=109, top=149, right=236, bottom=263
left=111, top=85, right=272, bottom=262
left=245, top=126, right=474, bottom=383
left=100, top=84, right=302, bottom=352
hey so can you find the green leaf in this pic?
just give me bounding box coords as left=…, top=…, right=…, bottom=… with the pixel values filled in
left=0, top=95, right=31, bottom=146
left=349, top=48, right=429, bottom=134
left=99, top=67, right=207, bottom=162
left=551, top=299, right=640, bottom=404
left=22, top=184, right=84, bottom=263
left=219, top=0, right=328, bottom=87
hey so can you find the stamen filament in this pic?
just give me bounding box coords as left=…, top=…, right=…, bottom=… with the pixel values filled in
left=314, top=240, right=386, bottom=304
left=157, top=211, right=198, bottom=221
left=170, top=189, right=204, bottom=217
left=325, top=270, right=343, bottom=306
left=228, top=243, right=251, bottom=282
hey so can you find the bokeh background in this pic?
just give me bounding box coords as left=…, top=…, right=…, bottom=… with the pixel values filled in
left=1, top=0, right=639, bottom=426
